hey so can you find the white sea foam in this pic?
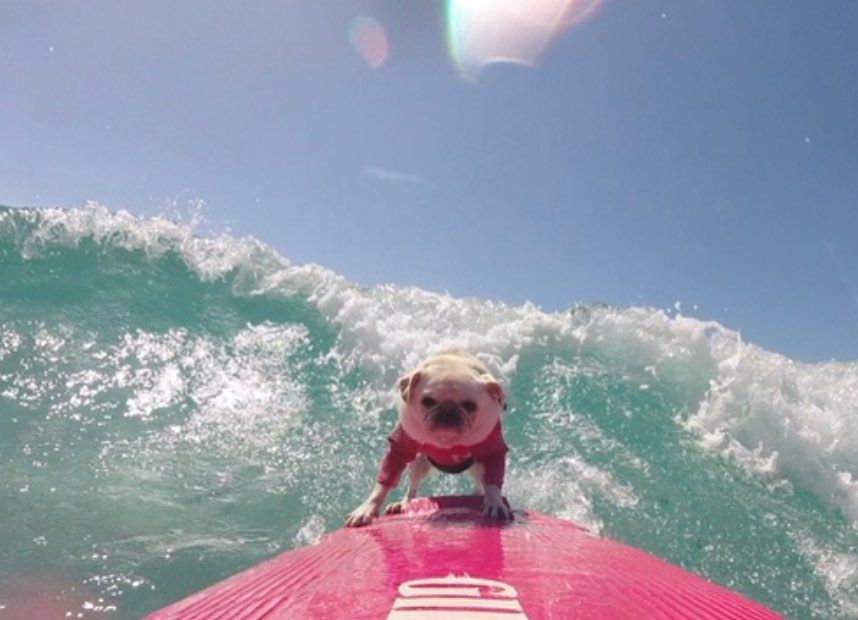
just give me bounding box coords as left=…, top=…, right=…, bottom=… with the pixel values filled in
left=293, top=515, right=326, bottom=547
left=2, top=202, right=286, bottom=282
left=112, top=323, right=310, bottom=455
left=506, top=455, right=638, bottom=534
left=686, top=339, right=858, bottom=522
left=795, top=533, right=858, bottom=617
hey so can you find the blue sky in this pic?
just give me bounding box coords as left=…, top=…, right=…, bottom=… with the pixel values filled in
left=2, top=1, right=857, bottom=361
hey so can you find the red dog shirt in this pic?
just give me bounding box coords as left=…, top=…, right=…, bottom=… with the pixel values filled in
left=376, top=422, right=508, bottom=489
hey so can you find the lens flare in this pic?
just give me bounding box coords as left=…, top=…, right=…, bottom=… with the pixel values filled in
left=446, top=0, right=605, bottom=79
left=349, top=16, right=389, bottom=69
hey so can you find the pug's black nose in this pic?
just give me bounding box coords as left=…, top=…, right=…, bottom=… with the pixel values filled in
left=433, top=402, right=462, bottom=428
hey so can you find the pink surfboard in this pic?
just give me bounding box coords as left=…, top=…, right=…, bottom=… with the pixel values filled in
left=145, top=495, right=782, bottom=619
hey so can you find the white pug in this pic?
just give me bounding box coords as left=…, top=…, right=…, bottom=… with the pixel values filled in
left=345, top=350, right=512, bottom=527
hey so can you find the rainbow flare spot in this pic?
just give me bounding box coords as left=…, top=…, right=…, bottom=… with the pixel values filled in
left=349, top=16, right=389, bottom=69
left=446, top=0, right=605, bottom=79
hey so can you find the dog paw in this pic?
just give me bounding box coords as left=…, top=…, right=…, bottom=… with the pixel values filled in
left=344, top=502, right=379, bottom=528
left=481, top=499, right=512, bottom=520
left=481, top=489, right=513, bottom=521
left=385, top=501, right=406, bottom=515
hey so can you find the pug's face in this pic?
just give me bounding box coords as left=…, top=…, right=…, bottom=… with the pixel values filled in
left=398, top=352, right=505, bottom=447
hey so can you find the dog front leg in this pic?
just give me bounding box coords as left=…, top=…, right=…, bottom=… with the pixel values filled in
left=481, top=484, right=512, bottom=520
left=470, top=463, right=511, bottom=519
left=467, top=463, right=486, bottom=495
left=385, top=454, right=431, bottom=515
left=345, top=482, right=392, bottom=527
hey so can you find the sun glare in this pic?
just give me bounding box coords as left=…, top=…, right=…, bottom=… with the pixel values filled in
left=446, top=0, right=605, bottom=79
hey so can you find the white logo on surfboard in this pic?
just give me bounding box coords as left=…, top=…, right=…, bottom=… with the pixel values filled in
left=387, top=574, right=529, bottom=619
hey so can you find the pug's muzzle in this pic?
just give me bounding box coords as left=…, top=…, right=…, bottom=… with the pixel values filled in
left=427, top=401, right=465, bottom=431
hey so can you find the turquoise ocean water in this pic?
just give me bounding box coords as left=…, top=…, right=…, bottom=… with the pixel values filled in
left=1, top=205, right=856, bottom=619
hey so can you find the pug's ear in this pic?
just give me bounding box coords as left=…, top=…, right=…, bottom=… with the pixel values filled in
left=485, top=381, right=506, bottom=409
left=398, top=371, right=422, bottom=403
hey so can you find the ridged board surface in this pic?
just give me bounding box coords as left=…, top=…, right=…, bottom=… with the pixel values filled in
left=145, top=496, right=782, bottom=619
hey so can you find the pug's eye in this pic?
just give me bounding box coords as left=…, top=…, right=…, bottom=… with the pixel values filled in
left=420, top=396, right=437, bottom=409
left=462, top=400, right=477, bottom=413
